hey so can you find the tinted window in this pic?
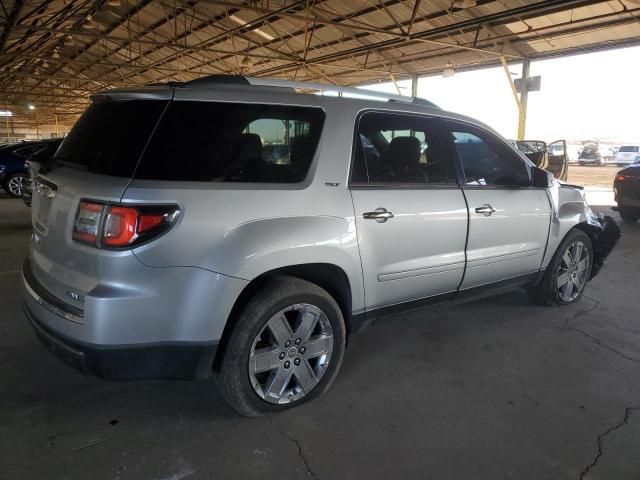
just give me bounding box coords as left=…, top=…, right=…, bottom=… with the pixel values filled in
left=14, top=145, right=43, bottom=158
left=351, top=112, right=449, bottom=185
left=54, top=100, right=167, bottom=177
left=135, top=102, right=325, bottom=183
left=30, top=140, right=62, bottom=163
left=619, top=146, right=639, bottom=153
left=449, top=124, right=530, bottom=186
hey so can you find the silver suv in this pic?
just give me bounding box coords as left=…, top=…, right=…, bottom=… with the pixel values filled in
left=22, top=76, right=620, bottom=416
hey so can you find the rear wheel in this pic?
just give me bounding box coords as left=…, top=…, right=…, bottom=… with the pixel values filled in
left=3, top=173, right=27, bottom=198
left=534, top=229, right=593, bottom=306
left=215, top=276, right=346, bottom=417
left=619, top=205, right=640, bottom=223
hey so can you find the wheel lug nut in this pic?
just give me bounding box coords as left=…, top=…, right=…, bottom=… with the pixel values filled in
left=295, top=338, right=301, bottom=345
left=284, top=361, right=290, bottom=369
left=294, top=358, right=301, bottom=366
left=285, top=340, right=291, bottom=348
left=279, top=352, right=285, bottom=360
left=299, top=347, right=306, bottom=354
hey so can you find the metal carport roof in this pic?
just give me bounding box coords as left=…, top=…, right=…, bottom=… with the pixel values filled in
left=1, top=0, right=639, bottom=126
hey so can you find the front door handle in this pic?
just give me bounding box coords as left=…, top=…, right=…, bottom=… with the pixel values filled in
left=363, top=207, right=394, bottom=223
left=475, top=204, right=496, bottom=216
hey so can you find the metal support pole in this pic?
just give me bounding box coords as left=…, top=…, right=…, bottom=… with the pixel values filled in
left=410, top=73, right=419, bottom=98
left=519, top=58, right=530, bottom=140
left=500, top=55, right=529, bottom=141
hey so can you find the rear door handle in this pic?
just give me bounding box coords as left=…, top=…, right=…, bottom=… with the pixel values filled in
left=474, top=204, right=496, bottom=216
left=363, top=207, right=394, bottom=223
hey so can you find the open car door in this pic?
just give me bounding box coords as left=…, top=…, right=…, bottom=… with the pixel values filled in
left=513, top=140, right=546, bottom=168
left=547, top=140, right=568, bottom=181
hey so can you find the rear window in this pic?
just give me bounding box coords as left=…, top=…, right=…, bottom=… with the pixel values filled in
left=54, top=100, right=167, bottom=177
left=619, top=146, right=639, bottom=153
left=135, top=101, right=325, bottom=183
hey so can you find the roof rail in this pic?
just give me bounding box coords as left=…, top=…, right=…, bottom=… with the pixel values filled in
left=171, top=74, right=440, bottom=108
left=246, top=77, right=439, bottom=108
left=182, top=75, right=250, bottom=86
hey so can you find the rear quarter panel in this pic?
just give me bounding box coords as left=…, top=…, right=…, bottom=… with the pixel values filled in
left=124, top=98, right=366, bottom=313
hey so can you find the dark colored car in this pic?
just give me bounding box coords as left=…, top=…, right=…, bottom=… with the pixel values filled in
left=614, top=161, right=640, bottom=222
left=21, top=139, right=63, bottom=206
left=0, top=141, right=52, bottom=197
left=578, top=147, right=603, bottom=166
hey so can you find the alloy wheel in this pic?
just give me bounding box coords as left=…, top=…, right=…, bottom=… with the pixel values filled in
left=557, top=240, right=590, bottom=302
left=7, top=175, right=26, bottom=197
left=248, top=303, right=334, bottom=404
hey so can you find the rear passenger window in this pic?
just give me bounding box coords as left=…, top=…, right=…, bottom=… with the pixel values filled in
left=351, top=112, right=449, bottom=185
left=448, top=124, right=530, bottom=187
left=136, top=102, right=325, bottom=183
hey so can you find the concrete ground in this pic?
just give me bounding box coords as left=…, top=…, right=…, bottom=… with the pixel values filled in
left=1, top=194, right=639, bottom=480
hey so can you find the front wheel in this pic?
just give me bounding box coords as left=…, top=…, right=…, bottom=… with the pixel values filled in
left=534, top=229, right=593, bottom=306
left=215, top=276, right=346, bottom=417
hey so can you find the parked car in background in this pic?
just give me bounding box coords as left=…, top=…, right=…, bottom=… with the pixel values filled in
left=614, top=145, right=640, bottom=166
left=613, top=161, right=640, bottom=222
left=578, top=146, right=604, bottom=166
left=23, top=76, right=619, bottom=416
left=22, top=138, right=63, bottom=207
left=0, top=141, right=51, bottom=197
left=511, top=139, right=568, bottom=181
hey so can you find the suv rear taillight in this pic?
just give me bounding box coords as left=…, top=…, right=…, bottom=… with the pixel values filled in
left=73, top=201, right=180, bottom=249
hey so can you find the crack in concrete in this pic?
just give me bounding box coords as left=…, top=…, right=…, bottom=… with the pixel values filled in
left=485, top=297, right=640, bottom=363
left=565, top=297, right=640, bottom=363
left=579, top=406, right=640, bottom=480
left=269, top=416, right=318, bottom=479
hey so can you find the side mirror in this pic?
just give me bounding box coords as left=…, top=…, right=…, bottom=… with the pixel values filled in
left=531, top=166, right=554, bottom=188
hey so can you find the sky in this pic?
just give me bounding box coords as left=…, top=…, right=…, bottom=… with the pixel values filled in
left=361, top=45, right=640, bottom=144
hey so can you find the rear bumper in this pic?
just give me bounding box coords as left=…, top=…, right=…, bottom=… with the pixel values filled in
left=21, top=256, right=244, bottom=379
left=615, top=193, right=640, bottom=208
left=24, top=302, right=217, bottom=380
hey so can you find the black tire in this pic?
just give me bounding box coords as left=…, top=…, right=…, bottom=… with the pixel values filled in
left=533, top=229, right=593, bottom=306
left=215, top=276, right=346, bottom=417
left=3, top=173, right=28, bottom=198
left=619, top=205, right=640, bottom=223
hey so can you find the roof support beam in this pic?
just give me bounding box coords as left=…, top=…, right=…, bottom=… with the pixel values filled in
left=0, top=0, right=24, bottom=54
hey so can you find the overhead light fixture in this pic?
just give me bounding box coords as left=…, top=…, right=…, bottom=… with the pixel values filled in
left=240, top=56, right=253, bottom=68
left=442, top=62, right=455, bottom=78
left=228, top=14, right=275, bottom=41
left=64, top=34, right=73, bottom=45
left=83, top=14, right=95, bottom=28
left=28, top=104, right=36, bottom=111
left=0, top=110, right=13, bottom=117
left=452, top=0, right=477, bottom=8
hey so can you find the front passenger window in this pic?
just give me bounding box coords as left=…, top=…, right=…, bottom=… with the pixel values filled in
left=449, top=125, right=530, bottom=187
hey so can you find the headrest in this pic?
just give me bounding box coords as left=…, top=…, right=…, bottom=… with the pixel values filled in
left=233, top=133, right=263, bottom=161
left=290, top=135, right=315, bottom=173
left=382, top=136, right=421, bottom=172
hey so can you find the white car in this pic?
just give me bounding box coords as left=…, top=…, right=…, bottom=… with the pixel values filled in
left=613, top=145, right=640, bottom=166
